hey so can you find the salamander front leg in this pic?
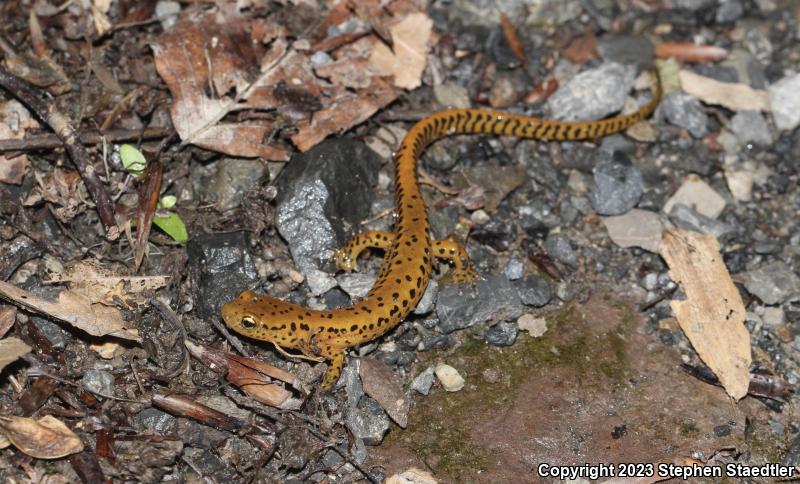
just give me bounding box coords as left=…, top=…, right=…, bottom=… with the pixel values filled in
left=334, top=230, right=395, bottom=271
left=432, top=239, right=477, bottom=284
left=320, top=349, right=346, bottom=390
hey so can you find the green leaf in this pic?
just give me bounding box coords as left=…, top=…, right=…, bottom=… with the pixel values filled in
left=152, top=212, right=188, bottom=242
left=119, top=144, right=147, bottom=177
left=159, top=195, right=177, bottom=210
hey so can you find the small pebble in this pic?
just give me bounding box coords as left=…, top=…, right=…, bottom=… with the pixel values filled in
left=435, top=364, right=465, bottom=392
left=517, top=314, right=548, bottom=337
left=485, top=321, right=519, bottom=346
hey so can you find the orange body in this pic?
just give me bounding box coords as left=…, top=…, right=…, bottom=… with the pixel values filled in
left=222, top=71, right=662, bottom=390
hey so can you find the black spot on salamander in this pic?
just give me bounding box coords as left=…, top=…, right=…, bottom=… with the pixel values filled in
left=378, top=302, right=385, bottom=307
left=392, top=292, right=399, bottom=301
left=369, top=324, right=374, bottom=330
left=290, top=322, right=296, bottom=331
left=409, top=288, right=416, bottom=299
left=300, top=323, right=309, bottom=331
left=390, top=306, right=399, bottom=316
left=438, top=248, right=445, bottom=254
left=402, top=300, right=408, bottom=308
left=405, top=275, right=412, bottom=281
left=327, top=327, right=336, bottom=333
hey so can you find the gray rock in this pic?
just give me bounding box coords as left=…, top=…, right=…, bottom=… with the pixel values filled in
left=410, top=366, right=435, bottom=395
left=29, top=316, right=69, bottom=349
left=503, top=258, right=525, bottom=280
left=434, top=83, right=471, bottom=109
left=187, top=232, right=258, bottom=320
left=668, top=204, right=734, bottom=239
left=741, top=261, right=800, bottom=305
left=485, top=321, right=519, bottom=346
left=548, top=62, right=637, bottom=121
left=81, top=369, right=115, bottom=397
left=602, top=209, right=663, bottom=253
left=768, top=73, right=800, bottom=131
left=596, top=36, right=654, bottom=70
left=590, top=151, right=643, bottom=216
left=342, top=361, right=364, bottom=409
left=345, top=396, right=390, bottom=445
left=730, top=110, right=772, bottom=146
left=134, top=408, right=178, bottom=435
left=208, top=158, right=266, bottom=212
left=419, top=333, right=455, bottom=351
left=183, top=447, right=238, bottom=482
left=305, top=268, right=337, bottom=296
left=674, top=0, right=715, bottom=9
left=435, top=274, right=523, bottom=333
left=661, top=91, right=709, bottom=138
left=516, top=275, right=552, bottom=307
left=276, top=139, right=380, bottom=274
left=716, top=0, right=744, bottom=23
left=413, top=279, right=438, bottom=315
left=336, top=272, right=377, bottom=299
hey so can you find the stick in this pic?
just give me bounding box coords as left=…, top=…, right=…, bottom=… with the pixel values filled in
left=0, top=66, right=120, bottom=240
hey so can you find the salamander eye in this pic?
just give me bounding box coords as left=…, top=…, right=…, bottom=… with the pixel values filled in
left=241, top=316, right=256, bottom=329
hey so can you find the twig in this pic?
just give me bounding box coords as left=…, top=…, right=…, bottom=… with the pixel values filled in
left=0, top=66, right=120, bottom=240
left=0, top=127, right=172, bottom=152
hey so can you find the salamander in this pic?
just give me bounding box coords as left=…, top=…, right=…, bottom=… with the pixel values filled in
left=221, top=70, right=662, bottom=390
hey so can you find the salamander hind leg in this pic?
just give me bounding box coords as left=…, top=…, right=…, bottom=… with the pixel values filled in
left=319, top=349, right=346, bottom=391
left=433, top=239, right=477, bottom=284
left=334, top=230, right=395, bottom=271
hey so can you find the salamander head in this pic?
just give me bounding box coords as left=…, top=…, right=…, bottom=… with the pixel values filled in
left=220, top=290, right=305, bottom=349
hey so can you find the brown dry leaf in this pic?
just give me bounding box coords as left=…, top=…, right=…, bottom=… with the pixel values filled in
left=0, top=100, right=38, bottom=185
left=0, top=337, right=31, bottom=373
left=291, top=36, right=398, bottom=150
left=23, top=168, right=87, bottom=223
left=679, top=70, right=769, bottom=111
left=499, top=13, right=525, bottom=65
left=0, top=415, right=84, bottom=459
left=0, top=305, right=16, bottom=338
left=369, top=12, right=433, bottom=90
left=655, top=42, right=728, bottom=63
left=185, top=341, right=301, bottom=409
left=0, top=280, right=140, bottom=342
left=563, top=31, right=598, bottom=64
left=45, top=260, right=168, bottom=308
left=659, top=230, right=750, bottom=400
left=150, top=10, right=289, bottom=160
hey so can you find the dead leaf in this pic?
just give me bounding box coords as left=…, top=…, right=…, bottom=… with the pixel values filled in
left=23, top=168, right=87, bottom=223
left=655, top=42, right=728, bottom=63
left=0, top=281, right=140, bottom=342
left=0, top=305, right=16, bottom=338
left=499, top=13, right=525, bottom=65
left=659, top=230, right=750, bottom=400
left=679, top=70, right=769, bottom=112
left=150, top=10, right=289, bottom=160
left=0, top=338, right=31, bottom=373
left=185, top=341, right=301, bottom=409
left=0, top=100, right=38, bottom=185
left=563, top=31, right=598, bottom=64
left=0, top=415, right=84, bottom=459
left=369, top=12, right=433, bottom=90
left=45, top=260, right=168, bottom=308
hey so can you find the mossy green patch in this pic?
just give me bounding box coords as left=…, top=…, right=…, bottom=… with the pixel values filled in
left=388, top=296, right=639, bottom=480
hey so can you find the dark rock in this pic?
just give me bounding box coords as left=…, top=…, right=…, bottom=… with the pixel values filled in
left=345, top=396, right=390, bottom=445
left=590, top=151, right=644, bottom=216
left=668, top=204, right=734, bottom=239
left=471, top=216, right=517, bottom=252
left=515, top=275, right=552, bottom=307
left=276, top=138, right=380, bottom=272
left=183, top=447, right=238, bottom=482
left=597, top=36, right=655, bottom=69
left=279, top=426, right=318, bottom=471
left=187, top=232, right=258, bottom=321
left=414, top=279, right=438, bottom=315
left=134, top=408, right=178, bottom=435
left=419, top=333, right=455, bottom=351
left=436, top=274, right=523, bottom=333
left=81, top=369, right=114, bottom=396
left=545, top=233, right=578, bottom=268
left=0, top=236, right=40, bottom=280
left=660, top=91, right=709, bottom=138
left=485, top=321, right=518, bottom=346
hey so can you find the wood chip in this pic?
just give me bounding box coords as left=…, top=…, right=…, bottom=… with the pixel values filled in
left=679, top=70, right=769, bottom=112
left=655, top=42, right=728, bottom=63
left=0, top=337, right=31, bottom=373
left=659, top=230, right=750, bottom=400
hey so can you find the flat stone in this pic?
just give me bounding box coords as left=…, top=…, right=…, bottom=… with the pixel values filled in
left=663, top=176, right=726, bottom=219
left=590, top=151, right=644, bottom=216
left=602, top=209, right=663, bottom=253
left=517, top=314, right=548, bottom=337
left=435, top=274, right=523, bottom=333
left=484, top=321, right=519, bottom=347
left=515, top=276, right=552, bottom=307
left=433, top=82, right=471, bottom=109
left=410, top=366, right=435, bottom=395
left=768, top=72, right=800, bottom=131
left=740, top=261, right=800, bottom=305
left=729, top=110, right=772, bottom=146
left=548, top=62, right=636, bottom=121
left=434, top=364, right=465, bottom=392
left=667, top=204, right=734, bottom=238
left=660, top=91, right=709, bottom=138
